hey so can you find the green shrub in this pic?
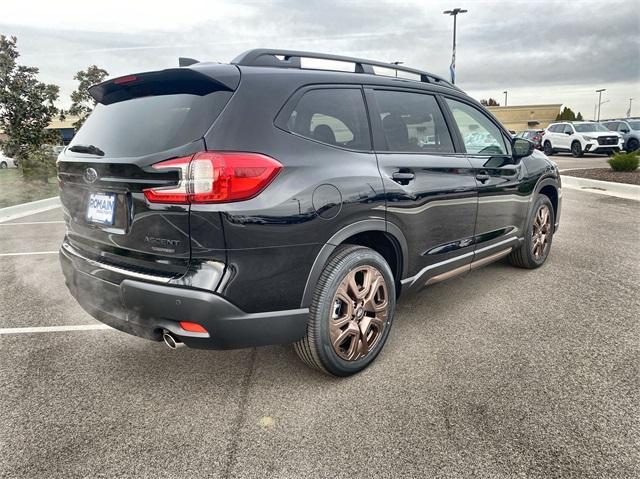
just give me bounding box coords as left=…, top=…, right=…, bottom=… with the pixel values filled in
left=20, top=147, right=57, bottom=183
left=608, top=151, right=639, bottom=172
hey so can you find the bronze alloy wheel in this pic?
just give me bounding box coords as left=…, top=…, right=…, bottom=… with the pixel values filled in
left=329, top=265, right=389, bottom=361
left=531, top=204, right=552, bottom=260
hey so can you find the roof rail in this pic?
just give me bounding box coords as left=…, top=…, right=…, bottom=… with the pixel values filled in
left=232, top=49, right=458, bottom=90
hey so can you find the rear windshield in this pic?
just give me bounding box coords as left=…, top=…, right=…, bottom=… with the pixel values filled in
left=69, top=91, right=232, bottom=158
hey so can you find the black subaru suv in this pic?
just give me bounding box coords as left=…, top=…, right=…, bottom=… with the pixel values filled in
left=58, top=49, right=561, bottom=376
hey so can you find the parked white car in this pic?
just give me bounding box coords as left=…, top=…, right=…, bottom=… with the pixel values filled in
left=0, top=152, right=17, bottom=169
left=542, top=122, right=623, bottom=157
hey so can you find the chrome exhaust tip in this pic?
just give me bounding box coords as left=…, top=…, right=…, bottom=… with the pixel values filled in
left=162, top=331, right=185, bottom=349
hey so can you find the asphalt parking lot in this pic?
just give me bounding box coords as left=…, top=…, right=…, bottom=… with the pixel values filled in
left=548, top=153, right=611, bottom=171
left=1, top=187, right=638, bottom=478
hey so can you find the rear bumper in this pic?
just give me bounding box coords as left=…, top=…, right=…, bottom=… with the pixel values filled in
left=60, top=244, right=309, bottom=349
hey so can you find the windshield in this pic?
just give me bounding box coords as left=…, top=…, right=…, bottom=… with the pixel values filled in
left=628, top=121, right=640, bottom=131
left=574, top=123, right=609, bottom=133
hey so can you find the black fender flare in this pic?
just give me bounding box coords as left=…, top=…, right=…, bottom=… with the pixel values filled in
left=530, top=175, right=561, bottom=228
left=300, top=219, right=409, bottom=307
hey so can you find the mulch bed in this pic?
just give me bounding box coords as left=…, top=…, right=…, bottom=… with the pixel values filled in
left=562, top=168, right=640, bottom=186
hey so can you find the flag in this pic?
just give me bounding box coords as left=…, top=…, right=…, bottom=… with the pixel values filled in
left=449, top=46, right=456, bottom=84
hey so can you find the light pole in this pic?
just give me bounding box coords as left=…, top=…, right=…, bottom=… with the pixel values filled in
left=391, top=61, right=403, bottom=78
left=627, top=98, right=633, bottom=118
left=503, top=91, right=508, bottom=107
left=443, top=8, right=467, bottom=84
left=596, top=88, right=606, bottom=122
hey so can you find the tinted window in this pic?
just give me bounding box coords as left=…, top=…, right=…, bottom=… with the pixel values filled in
left=445, top=99, right=507, bottom=155
left=70, top=91, right=232, bottom=158
left=603, top=122, right=618, bottom=131
left=373, top=90, right=454, bottom=153
left=563, top=124, right=574, bottom=134
left=287, top=89, right=370, bottom=150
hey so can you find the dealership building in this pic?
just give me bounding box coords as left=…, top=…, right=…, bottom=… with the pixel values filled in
left=487, top=104, right=562, bottom=131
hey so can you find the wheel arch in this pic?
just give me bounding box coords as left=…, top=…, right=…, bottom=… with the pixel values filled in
left=534, top=176, right=560, bottom=228
left=300, top=219, right=408, bottom=307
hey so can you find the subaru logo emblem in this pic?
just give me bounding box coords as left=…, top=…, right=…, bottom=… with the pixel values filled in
left=83, top=167, right=98, bottom=184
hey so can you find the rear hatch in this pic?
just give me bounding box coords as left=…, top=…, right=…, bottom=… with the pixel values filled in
left=58, top=65, right=239, bottom=279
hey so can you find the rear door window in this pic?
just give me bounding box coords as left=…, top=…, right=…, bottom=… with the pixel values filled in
left=372, top=90, right=454, bottom=153
left=445, top=98, right=507, bottom=155
left=285, top=88, right=371, bottom=150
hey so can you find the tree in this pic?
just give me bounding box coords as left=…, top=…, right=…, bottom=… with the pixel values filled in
left=556, top=106, right=578, bottom=121
left=68, top=65, right=108, bottom=129
left=0, top=35, right=59, bottom=167
left=576, top=112, right=583, bottom=121
left=480, top=98, right=500, bottom=106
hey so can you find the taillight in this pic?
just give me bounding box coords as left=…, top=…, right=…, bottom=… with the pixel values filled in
left=143, top=152, right=282, bottom=204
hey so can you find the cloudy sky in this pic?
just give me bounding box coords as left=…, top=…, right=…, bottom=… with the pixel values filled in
left=2, top=0, right=639, bottom=119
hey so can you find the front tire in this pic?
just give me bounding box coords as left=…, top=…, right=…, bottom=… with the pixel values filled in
left=627, top=138, right=639, bottom=152
left=509, top=195, right=555, bottom=269
left=294, top=245, right=396, bottom=376
left=571, top=141, right=584, bottom=158
left=0, top=161, right=7, bottom=169
left=543, top=141, right=554, bottom=156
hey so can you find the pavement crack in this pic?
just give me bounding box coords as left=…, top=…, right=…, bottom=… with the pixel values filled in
left=221, top=347, right=257, bottom=479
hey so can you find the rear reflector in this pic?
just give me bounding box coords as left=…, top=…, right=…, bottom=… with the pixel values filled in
left=143, top=152, right=282, bottom=204
left=179, top=321, right=208, bottom=333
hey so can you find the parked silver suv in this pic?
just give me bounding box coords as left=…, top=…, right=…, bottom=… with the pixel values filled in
left=601, top=119, right=640, bottom=152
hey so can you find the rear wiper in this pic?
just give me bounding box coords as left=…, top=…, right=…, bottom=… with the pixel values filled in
left=69, top=144, right=105, bottom=156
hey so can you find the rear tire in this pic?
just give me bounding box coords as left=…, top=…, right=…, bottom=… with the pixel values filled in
left=509, top=194, right=555, bottom=269
left=294, top=245, right=396, bottom=376
left=571, top=140, right=584, bottom=158
left=627, top=138, right=639, bottom=152
left=543, top=141, right=554, bottom=156
left=0, top=161, right=7, bottom=169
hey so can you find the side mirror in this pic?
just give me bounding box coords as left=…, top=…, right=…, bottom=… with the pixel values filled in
left=565, top=130, right=572, bottom=135
left=621, top=128, right=630, bottom=133
left=513, top=137, right=534, bottom=158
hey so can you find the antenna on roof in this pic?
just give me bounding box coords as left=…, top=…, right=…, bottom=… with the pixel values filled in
left=179, top=57, right=199, bottom=67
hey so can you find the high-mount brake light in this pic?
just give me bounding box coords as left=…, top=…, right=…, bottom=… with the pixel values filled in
left=113, top=75, right=138, bottom=84
left=143, top=152, right=282, bottom=204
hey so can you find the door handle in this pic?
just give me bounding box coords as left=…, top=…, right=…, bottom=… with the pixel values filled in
left=475, top=171, right=491, bottom=183
left=392, top=171, right=415, bottom=182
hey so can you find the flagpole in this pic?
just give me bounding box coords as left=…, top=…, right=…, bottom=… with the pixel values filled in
left=444, top=8, right=467, bottom=85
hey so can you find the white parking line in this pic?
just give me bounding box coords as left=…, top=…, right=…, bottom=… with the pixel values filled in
left=0, top=324, right=112, bottom=335
left=0, top=221, right=65, bottom=226
left=0, top=251, right=58, bottom=257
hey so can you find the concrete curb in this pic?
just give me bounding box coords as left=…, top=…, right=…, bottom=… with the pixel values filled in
left=0, top=196, right=61, bottom=223
left=561, top=175, right=640, bottom=201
